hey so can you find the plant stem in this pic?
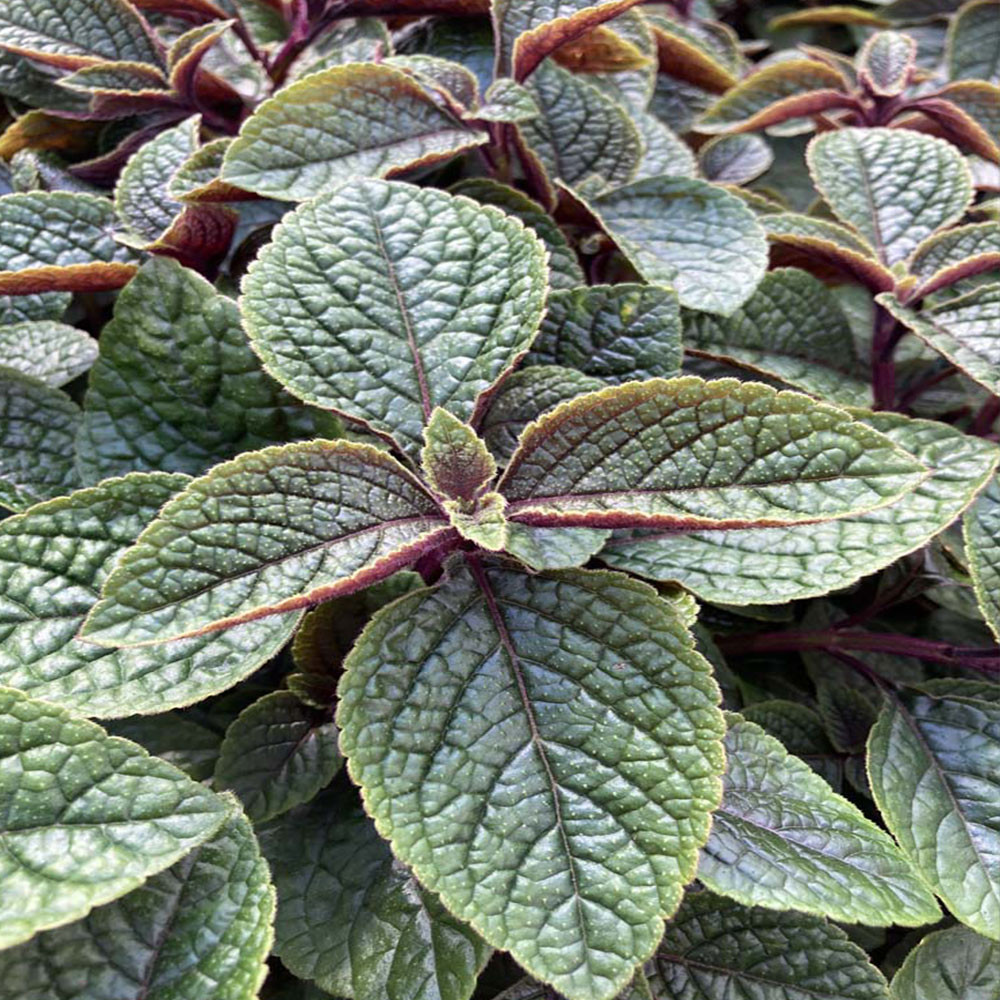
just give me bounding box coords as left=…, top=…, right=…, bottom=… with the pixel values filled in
left=971, top=396, right=1000, bottom=437
left=871, top=303, right=903, bottom=410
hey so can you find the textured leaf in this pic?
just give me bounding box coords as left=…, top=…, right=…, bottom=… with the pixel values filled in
left=338, top=561, right=724, bottom=1000
left=699, top=133, right=773, bottom=185
left=583, top=177, right=767, bottom=315
left=906, top=222, right=1000, bottom=297
left=498, top=377, right=926, bottom=530
left=521, top=60, right=640, bottom=189
left=526, top=284, right=682, bottom=383
left=858, top=31, right=915, bottom=97
left=222, top=64, right=486, bottom=201
left=0, top=686, right=230, bottom=948
left=77, top=257, right=338, bottom=482
left=422, top=407, right=497, bottom=502
left=108, top=713, right=222, bottom=781
left=868, top=687, right=1000, bottom=939
left=0, top=369, right=79, bottom=512
left=683, top=268, right=872, bottom=407
left=807, top=128, right=973, bottom=267
left=0, top=320, right=95, bottom=386
left=947, top=0, right=1000, bottom=83
left=699, top=715, right=940, bottom=926
left=259, top=790, right=490, bottom=1000
left=0, top=808, right=273, bottom=999
left=769, top=6, right=892, bottom=28
left=504, top=523, right=610, bottom=571
left=645, top=891, right=892, bottom=1000
left=82, top=440, right=451, bottom=646
left=475, top=77, right=539, bottom=122
left=601, top=413, right=998, bottom=604
left=697, top=59, right=852, bottom=134
left=0, top=191, right=136, bottom=294
left=167, top=137, right=243, bottom=203
left=879, top=284, right=1000, bottom=394
left=0, top=472, right=300, bottom=717
left=385, top=53, right=480, bottom=110
left=240, top=179, right=547, bottom=456
left=449, top=177, right=585, bottom=289
left=965, top=474, right=1000, bottom=642
left=0, top=0, right=161, bottom=69
left=740, top=700, right=842, bottom=787
left=890, top=925, right=1000, bottom=1000
left=214, top=691, right=341, bottom=823
left=630, top=110, right=697, bottom=180
left=0, top=291, right=69, bottom=325
left=647, top=14, right=740, bottom=92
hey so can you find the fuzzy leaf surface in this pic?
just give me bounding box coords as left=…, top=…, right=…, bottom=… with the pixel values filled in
left=422, top=408, right=497, bottom=502
left=965, top=474, right=1000, bottom=642
left=0, top=320, right=96, bottom=387
left=890, top=925, right=1000, bottom=1000
left=857, top=31, right=914, bottom=96
left=906, top=223, right=1000, bottom=296
left=698, top=133, right=773, bottom=185
left=338, top=561, right=725, bottom=1000
left=947, top=0, right=1000, bottom=82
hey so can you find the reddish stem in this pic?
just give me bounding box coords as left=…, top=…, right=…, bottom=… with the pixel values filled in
left=971, top=396, right=1000, bottom=437
left=871, top=303, right=903, bottom=410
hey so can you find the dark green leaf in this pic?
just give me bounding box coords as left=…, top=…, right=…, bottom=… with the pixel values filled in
left=891, top=925, right=1000, bottom=1000
left=965, top=474, right=1000, bottom=642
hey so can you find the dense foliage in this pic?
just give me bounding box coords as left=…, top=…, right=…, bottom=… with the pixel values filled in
left=1, top=1, right=999, bottom=998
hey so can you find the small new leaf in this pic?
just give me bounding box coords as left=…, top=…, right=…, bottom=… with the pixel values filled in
left=422, top=407, right=497, bottom=502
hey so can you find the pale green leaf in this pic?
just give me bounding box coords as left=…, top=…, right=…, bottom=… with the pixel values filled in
left=906, top=222, right=1000, bottom=295
left=964, top=474, right=1000, bottom=642
left=240, top=179, right=547, bottom=457
left=0, top=686, right=230, bottom=949
left=0, top=291, right=69, bottom=325
left=475, top=77, right=539, bottom=122
left=338, top=561, right=724, bottom=1000
left=444, top=491, right=509, bottom=550
left=858, top=31, right=915, bottom=97
left=289, top=18, right=391, bottom=80
left=222, top=64, right=486, bottom=201
left=0, top=320, right=95, bottom=386
left=699, top=133, right=774, bottom=185
left=504, top=522, right=610, bottom=571
left=947, top=0, right=1000, bottom=83
left=386, top=53, right=480, bottom=109
left=890, top=925, right=1000, bottom=1000
left=630, top=110, right=697, bottom=180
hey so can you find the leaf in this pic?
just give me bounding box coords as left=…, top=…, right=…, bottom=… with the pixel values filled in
left=0, top=805, right=273, bottom=998
left=0, top=0, right=161, bottom=69
left=740, top=700, right=842, bottom=787
left=601, top=412, right=999, bottom=604
left=474, top=77, right=539, bottom=122
left=683, top=268, right=872, bottom=407
left=422, top=407, right=497, bottom=502
left=77, top=257, right=338, bottom=482
left=647, top=14, right=740, bottom=92
left=0, top=320, right=96, bottom=386
left=879, top=284, right=1000, bottom=394
left=498, top=377, right=926, bottom=530
left=386, top=53, right=481, bottom=110
left=697, top=59, right=853, bottom=134
left=645, top=891, right=892, bottom=1000
left=0, top=291, right=70, bottom=325
left=0, top=369, right=79, bottom=512
left=630, top=110, right=697, bottom=180
left=81, top=440, right=452, bottom=647
left=449, top=177, right=584, bottom=289
left=807, top=128, right=974, bottom=267
left=504, top=522, right=610, bottom=571
left=167, top=136, right=243, bottom=202
left=240, top=179, right=548, bottom=456
left=947, top=0, right=1000, bottom=83
left=492, top=0, right=644, bottom=81
left=699, top=133, right=773, bottom=185
left=869, top=687, right=1000, bottom=939
left=214, top=691, right=342, bottom=823
left=890, top=925, right=1000, bottom=1000
left=907, top=222, right=1000, bottom=297
left=964, top=474, right=1000, bottom=642
left=769, top=6, right=892, bottom=28
left=258, top=790, right=490, bottom=1000
left=582, top=176, right=768, bottom=315
left=338, top=560, right=725, bottom=1000
left=221, top=64, right=486, bottom=201
left=521, top=60, right=640, bottom=189
left=526, top=283, right=682, bottom=383
left=0, top=472, right=301, bottom=717
left=0, top=191, right=137, bottom=294
left=699, top=715, right=940, bottom=926
left=108, top=712, right=222, bottom=781
left=858, top=31, right=915, bottom=97
left=0, top=686, right=230, bottom=948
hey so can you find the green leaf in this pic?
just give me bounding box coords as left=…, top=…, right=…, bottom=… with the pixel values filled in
left=475, top=77, right=539, bottom=122
left=108, top=712, right=222, bottom=781
left=0, top=806, right=274, bottom=999
left=81, top=441, right=451, bottom=647
left=868, top=687, right=1000, bottom=939
left=964, top=474, right=1000, bottom=642
left=683, top=268, right=872, bottom=407
left=498, top=377, right=926, bottom=530
left=906, top=222, right=1000, bottom=297
left=879, top=284, right=1000, bottom=394
left=240, top=179, right=548, bottom=456
left=601, top=412, right=998, bottom=604
left=525, top=283, right=682, bottom=383
left=77, top=256, right=338, bottom=483
left=807, top=128, right=973, bottom=267
left=221, top=64, right=486, bottom=201
left=338, top=560, right=724, bottom=1000
left=0, top=369, right=79, bottom=512
left=581, top=177, right=768, bottom=315
left=214, top=691, right=341, bottom=823
left=699, top=715, right=940, bottom=926
left=444, top=491, right=509, bottom=551
left=740, top=700, right=842, bottom=787
left=385, top=53, right=481, bottom=110
left=0, top=320, right=95, bottom=386
left=289, top=17, right=391, bottom=80
left=0, top=472, right=301, bottom=717
left=0, top=686, right=230, bottom=948
left=890, top=925, right=1000, bottom=1000
left=699, top=133, right=773, bottom=185
left=422, top=407, right=497, bottom=502
left=858, top=31, right=915, bottom=97
left=521, top=60, right=640, bottom=189
left=0, top=290, right=69, bottom=325
left=947, top=0, right=1000, bottom=83
left=450, top=177, right=585, bottom=289
left=504, top=522, right=610, bottom=571
left=0, top=191, right=136, bottom=294
left=0, top=0, right=161, bottom=69
left=259, top=790, right=490, bottom=1000
left=645, top=891, right=892, bottom=1000
left=630, top=110, right=697, bottom=180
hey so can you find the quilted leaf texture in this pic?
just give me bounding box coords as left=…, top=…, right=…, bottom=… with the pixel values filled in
left=965, top=474, right=1000, bottom=641
left=259, top=790, right=490, bottom=1000
left=0, top=807, right=273, bottom=999
left=0, top=686, right=230, bottom=948
left=0, top=473, right=300, bottom=717
left=891, top=925, right=1000, bottom=1000
left=0, top=321, right=96, bottom=387
left=338, top=559, right=725, bottom=1000
left=240, top=179, right=547, bottom=457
